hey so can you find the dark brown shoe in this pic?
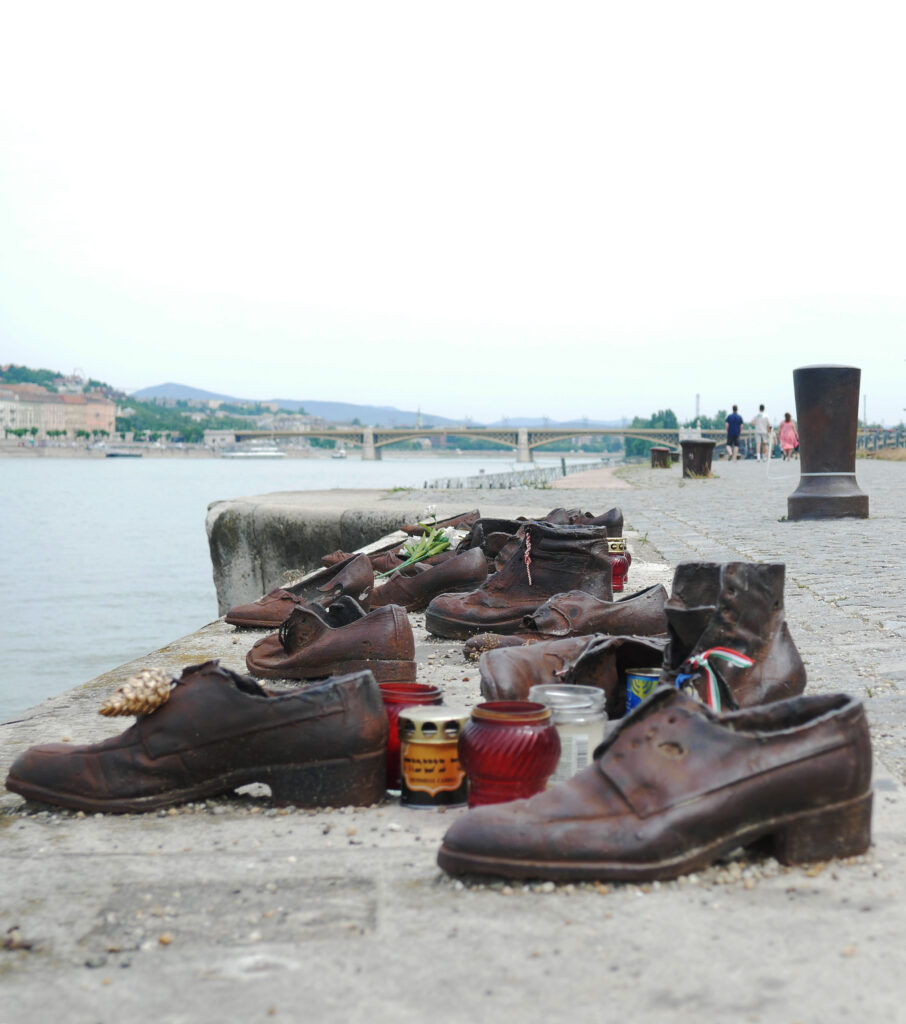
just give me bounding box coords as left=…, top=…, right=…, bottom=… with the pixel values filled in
left=524, top=585, right=668, bottom=638
left=438, top=689, right=872, bottom=882
left=567, top=507, right=624, bottom=537
left=425, top=522, right=613, bottom=639
left=479, top=634, right=667, bottom=719
left=662, top=562, right=806, bottom=710
left=246, top=604, right=416, bottom=683
left=225, top=554, right=374, bottom=629
left=369, top=548, right=488, bottom=612
left=4, top=663, right=388, bottom=813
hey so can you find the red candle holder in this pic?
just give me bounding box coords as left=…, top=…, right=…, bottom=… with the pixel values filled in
left=607, top=537, right=632, bottom=593
left=379, top=683, right=443, bottom=791
left=458, top=701, right=561, bottom=807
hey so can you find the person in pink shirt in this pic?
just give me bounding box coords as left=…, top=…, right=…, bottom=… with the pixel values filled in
left=779, top=412, right=799, bottom=460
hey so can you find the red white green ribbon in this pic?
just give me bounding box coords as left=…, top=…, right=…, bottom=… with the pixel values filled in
left=674, top=647, right=754, bottom=711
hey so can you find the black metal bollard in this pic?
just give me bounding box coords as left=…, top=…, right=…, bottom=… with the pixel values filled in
left=787, top=365, right=868, bottom=520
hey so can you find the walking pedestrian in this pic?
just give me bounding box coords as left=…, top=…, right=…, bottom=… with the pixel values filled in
left=778, top=412, right=799, bottom=460
left=751, top=404, right=771, bottom=461
left=725, top=405, right=743, bottom=462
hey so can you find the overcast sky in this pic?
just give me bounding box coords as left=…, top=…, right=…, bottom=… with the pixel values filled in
left=1, top=2, right=903, bottom=425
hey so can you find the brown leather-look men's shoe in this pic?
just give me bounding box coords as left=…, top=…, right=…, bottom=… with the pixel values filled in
left=4, top=663, right=388, bottom=814
left=661, top=561, right=806, bottom=710
left=479, top=634, right=668, bottom=719
left=246, top=604, right=416, bottom=683
left=437, top=689, right=873, bottom=882
left=369, top=547, right=489, bottom=612
left=425, top=522, right=613, bottom=639
left=225, top=554, right=374, bottom=629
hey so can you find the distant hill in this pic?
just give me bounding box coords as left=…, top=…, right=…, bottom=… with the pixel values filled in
left=130, top=383, right=462, bottom=427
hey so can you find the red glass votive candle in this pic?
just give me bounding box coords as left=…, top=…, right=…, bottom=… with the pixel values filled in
left=607, top=537, right=632, bottom=592
left=379, top=682, right=443, bottom=791
left=458, top=701, right=561, bottom=807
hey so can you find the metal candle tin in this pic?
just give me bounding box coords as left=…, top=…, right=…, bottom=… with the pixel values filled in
left=398, top=707, right=469, bottom=808
left=625, top=667, right=661, bottom=713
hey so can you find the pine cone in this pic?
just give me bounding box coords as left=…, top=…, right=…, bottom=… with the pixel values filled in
left=99, top=668, right=173, bottom=717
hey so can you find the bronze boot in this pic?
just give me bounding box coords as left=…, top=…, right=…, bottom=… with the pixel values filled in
left=662, top=561, right=806, bottom=709
left=425, top=522, right=613, bottom=639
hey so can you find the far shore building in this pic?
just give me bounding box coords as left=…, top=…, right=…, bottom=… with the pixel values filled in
left=0, top=384, right=116, bottom=440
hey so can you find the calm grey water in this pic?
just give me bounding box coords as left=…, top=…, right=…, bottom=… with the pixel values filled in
left=0, top=454, right=563, bottom=719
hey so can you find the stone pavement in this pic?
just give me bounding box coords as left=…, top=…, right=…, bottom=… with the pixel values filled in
left=1, top=457, right=905, bottom=1024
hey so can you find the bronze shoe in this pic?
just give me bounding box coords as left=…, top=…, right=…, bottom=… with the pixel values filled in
left=246, top=603, right=416, bottom=683
left=525, top=585, right=668, bottom=638
left=438, top=689, right=872, bottom=882
left=479, top=634, right=667, bottom=720
left=225, top=553, right=374, bottom=629
left=4, top=663, right=388, bottom=813
left=369, top=548, right=488, bottom=612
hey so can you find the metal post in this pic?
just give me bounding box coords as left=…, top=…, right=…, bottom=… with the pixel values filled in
left=787, top=365, right=868, bottom=520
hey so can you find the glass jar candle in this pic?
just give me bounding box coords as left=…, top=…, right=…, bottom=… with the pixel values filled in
left=528, top=684, right=608, bottom=784
left=607, top=537, right=632, bottom=592
left=398, top=707, right=469, bottom=808
left=458, top=701, right=561, bottom=807
left=379, top=682, right=443, bottom=791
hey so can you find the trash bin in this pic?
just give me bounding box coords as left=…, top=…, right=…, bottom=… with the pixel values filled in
left=680, top=439, right=716, bottom=478
left=650, top=446, right=672, bottom=469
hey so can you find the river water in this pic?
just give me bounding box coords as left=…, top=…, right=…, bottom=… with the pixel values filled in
left=0, top=453, right=572, bottom=719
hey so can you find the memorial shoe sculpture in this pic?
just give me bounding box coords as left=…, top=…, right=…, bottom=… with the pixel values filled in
left=368, top=547, right=489, bottom=613
left=661, top=561, right=806, bottom=710
left=246, top=602, right=416, bottom=683
left=462, top=584, right=668, bottom=658
left=225, top=553, right=374, bottom=629
left=425, top=521, right=613, bottom=639
left=437, top=688, right=873, bottom=882
left=478, top=634, right=668, bottom=720
left=4, top=663, right=389, bottom=813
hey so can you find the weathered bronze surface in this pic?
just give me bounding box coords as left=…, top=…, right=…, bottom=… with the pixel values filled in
left=787, top=365, right=868, bottom=520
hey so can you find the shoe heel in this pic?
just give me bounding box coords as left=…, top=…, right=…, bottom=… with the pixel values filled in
left=770, top=792, right=873, bottom=864
left=266, top=752, right=385, bottom=808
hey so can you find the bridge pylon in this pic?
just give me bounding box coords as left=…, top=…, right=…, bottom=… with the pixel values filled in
left=516, top=427, right=533, bottom=463
left=362, top=425, right=382, bottom=460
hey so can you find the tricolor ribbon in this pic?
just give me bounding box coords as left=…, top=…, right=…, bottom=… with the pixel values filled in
left=674, top=647, right=754, bottom=712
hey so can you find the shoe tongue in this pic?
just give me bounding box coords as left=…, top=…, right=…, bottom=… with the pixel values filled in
left=177, top=660, right=269, bottom=698
left=592, top=686, right=703, bottom=760
left=278, top=607, right=324, bottom=651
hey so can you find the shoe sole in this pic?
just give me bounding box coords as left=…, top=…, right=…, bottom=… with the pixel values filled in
left=5, top=750, right=386, bottom=815
left=424, top=608, right=528, bottom=640
left=437, top=791, right=873, bottom=882
left=246, top=658, right=417, bottom=684
left=225, top=616, right=287, bottom=629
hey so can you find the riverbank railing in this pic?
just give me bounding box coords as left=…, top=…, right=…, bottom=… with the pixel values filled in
left=424, top=458, right=614, bottom=489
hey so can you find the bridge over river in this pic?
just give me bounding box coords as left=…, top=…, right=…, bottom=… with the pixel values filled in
left=233, top=425, right=728, bottom=461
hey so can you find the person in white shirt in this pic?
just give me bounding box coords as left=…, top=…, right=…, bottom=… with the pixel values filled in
left=751, top=404, right=771, bottom=461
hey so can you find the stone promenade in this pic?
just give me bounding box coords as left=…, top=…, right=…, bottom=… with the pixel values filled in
left=1, top=457, right=904, bottom=1024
